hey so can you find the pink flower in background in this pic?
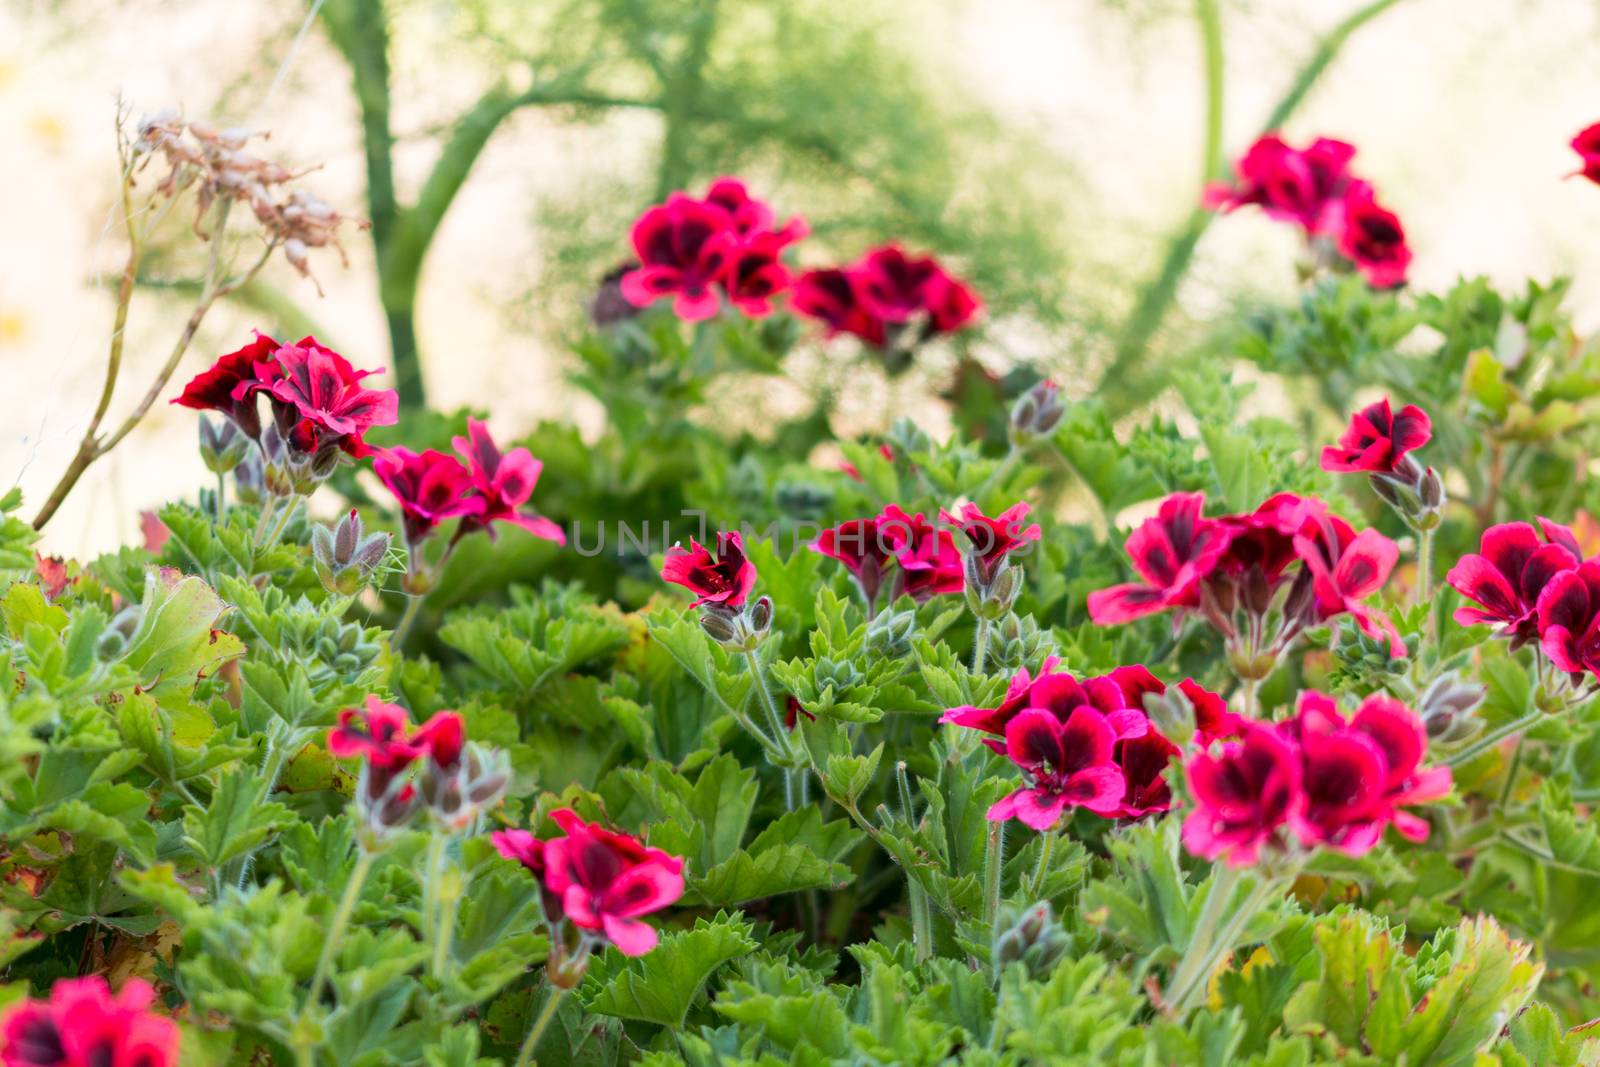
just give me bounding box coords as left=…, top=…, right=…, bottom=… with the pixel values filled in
left=1447, top=520, right=1581, bottom=644
left=1203, top=134, right=1356, bottom=235
left=1087, top=492, right=1234, bottom=624
left=139, top=510, right=171, bottom=553
left=451, top=418, right=565, bottom=544
left=1337, top=181, right=1411, bottom=288
left=661, top=530, right=757, bottom=607
left=703, top=177, right=806, bottom=244
left=171, top=330, right=280, bottom=438
left=1181, top=722, right=1302, bottom=867
left=254, top=337, right=398, bottom=458
left=1321, top=398, right=1431, bottom=474
left=987, top=707, right=1129, bottom=830
left=940, top=501, right=1042, bottom=582
left=941, top=657, right=1147, bottom=754
left=1, top=977, right=179, bottom=1067
left=373, top=447, right=482, bottom=544
left=1570, top=122, right=1600, bottom=185
left=1294, top=515, right=1403, bottom=655
left=878, top=504, right=963, bottom=602
left=791, top=246, right=981, bottom=348
left=791, top=268, right=887, bottom=346
left=715, top=232, right=797, bottom=317
left=539, top=809, right=685, bottom=956
left=328, top=697, right=463, bottom=800
left=621, top=193, right=736, bottom=320
left=811, top=517, right=897, bottom=606
left=1536, top=560, right=1600, bottom=677
left=1104, top=665, right=1239, bottom=743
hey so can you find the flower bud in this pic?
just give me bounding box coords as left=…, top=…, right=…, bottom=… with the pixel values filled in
left=1143, top=687, right=1198, bottom=749
left=747, top=595, right=773, bottom=638
left=233, top=451, right=266, bottom=505
left=866, top=606, right=917, bottom=659
left=421, top=743, right=510, bottom=831
left=198, top=414, right=253, bottom=473
left=965, top=557, right=1024, bottom=621
left=312, top=509, right=391, bottom=595
left=1419, top=671, right=1484, bottom=741
left=991, top=612, right=1057, bottom=671
left=698, top=601, right=769, bottom=652
left=1007, top=380, right=1064, bottom=448
left=992, top=901, right=1069, bottom=979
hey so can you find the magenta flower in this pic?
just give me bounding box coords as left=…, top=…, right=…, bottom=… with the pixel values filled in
left=1446, top=520, right=1582, bottom=644
left=1180, top=722, right=1302, bottom=868
left=0, top=977, right=179, bottom=1067
left=373, top=447, right=483, bottom=544
left=791, top=268, right=886, bottom=347
left=1281, top=692, right=1450, bottom=854
left=987, top=707, right=1129, bottom=830
left=171, top=330, right=279, bottom=438
left=1215, top=492, right=1326, bottom=587
left=1111, top=730, right=1181, bottom=818
left=451, top=418, right=565, bottom=544
left=1571, top=122, right=1600, bottom=185
left=1320, top=398, right=1431, bottom=474
left=621, top=193, right=735, bottom=321
left=661, top=530, right=757, bottom=608
left=715, top=232, right=796, bottom=318
left=255, top=337, right=399, bottom=458
left=328, top=696, right=464, bottom=802
left=1295, top=516, right=1403, bottom=656
left=810, top=517, right=896, bottom=607
left=541, top=809, right=686, bottom=956
left=792, top=246, right=980, bottom=350
left=1104, top=665, right=1239, bottom=743
left=1536, top=560, right=1600, bottom=677
left=1087, top=492, right=1234, bottom=625
left=940, top=657, right=1147, bottom=754
left=878, top=505, right=964, bottom=602
left=1203, top=134, right=1356, bottom=236
left=939, top=501, right=1042, bottom=582
left=1337, top=181, right=1411, bottom=289
left=703, top=176, right=807, bottom=244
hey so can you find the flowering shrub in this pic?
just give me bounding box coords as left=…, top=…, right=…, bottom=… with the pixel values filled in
left=14, top=143, right=1600, bottom=1067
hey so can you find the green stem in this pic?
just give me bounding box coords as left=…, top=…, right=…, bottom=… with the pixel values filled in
left=1028, top=832, right=1056, bottom=899
left=1499, top=735, right=1526, bottom=807
left=983, top=820, right=1006, bottom=931
left=1241, top=676, right=1259, bottom=719
left=512, top=985, right=569, bottom=1067
left=392, top=594, right=423, bottom=650
left=971, top=617, right=992, bottom=675
left=745, top=650, right=795, bottom=764
left=215, top=469, right=227, bottom=519
left=303, top=849, right=375, bottom=1020
left=908, top=879, right=934, bottom=964
left=1167, top=873, right=1281, bottom=1015
left=422, top=831, right=446, bottom=969
left=1443, top=709, right=1544, bottom=767
left=1162, top=862, right=1237, bottom=1012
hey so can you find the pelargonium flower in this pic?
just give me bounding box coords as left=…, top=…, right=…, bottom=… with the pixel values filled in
left=1570, top=122, right=1600, bottom=185
left=661, top=530, right=757, bottom=608
left=791, top=268, right=886, bottom=347
left=987, top=707, right=1129, bottom=830
left=1446, top=519, right=1582, bottom=644
left=1320, top=398, right=1431, bottom=474
left=939, top=501, right=1042, bottom=583
left=714, top=232, right=796, bottom=318
left=1103, top=665, right=1239, bottom=743
left=540, top=809, right=685, bottom=955
left=878, top=505, right=963, bottom=602
left=328, top=696, right=465, bottom=802
left=1536, top=560, right=1600, bottom=678
left=254, top=337, right=399, bottom=458
left=1280, top=692, right=1450, bottom=854
left=372, top=446, right=483, bottom=544
left=1110, top=730, right=1181, bottom=818
left=1181, top=722, right=1302, bottom=868
left=620, top=193, right=736, bottom=321
left=1203, top=134, right=1356, bottom=235
left=1337, top=181, right=1411, bottom=289
left=791, top=246, right=981, bottom=350
left=1214, top=493, right=1326, bottom=590
left=171, top=330, right=279, bottom=438
left=702, top=177, right=807, bottom=244
left=811, top=517, right=897, bottom=607
left=0, top=977, right=179, bottom=1067
left=1294, top=514, right=1403, bottom=656
left=451, top=418, right=565, bottom=544
left=1087, top=492, right=1234, bottom=624
left=940, top=657, right=1147, bottom=754
left=855, top=245, right=946, bottom=323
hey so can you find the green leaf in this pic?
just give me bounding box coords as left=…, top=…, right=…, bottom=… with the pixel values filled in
left=181, top=769, right=295, bottom=869
left=582, top=913, right=757, bottom=1028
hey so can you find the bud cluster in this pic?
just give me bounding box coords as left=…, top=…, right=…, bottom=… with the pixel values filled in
left=1369, top=456, right=1446, bottom=532
left=1007, top=380, right=1065, bottom=449
left=699, top=595, right=774, bottom=652
left=989, top=612, right=1057, bottom=671
left=419, top=743, right=510, bottom=832
left=865, top=605, right=918, bottom=659
left=993, top=901, right=1070, bottom=979
left=198, top=415, right=252, bottom=474
left=964, top=553, right=1024, bottom=621
left=1417, top=671, right=1485, bottom=744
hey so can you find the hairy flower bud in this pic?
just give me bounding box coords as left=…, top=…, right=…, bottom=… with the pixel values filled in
left=312, top=509, right=391, bottom=595
left=699, top=598, right=770, bottom=653
left=965, top=556, right=1024, bottom=621
left=865, top=605, right=917, bottom=659
left=1143, top=686, right=1199, bottom=749
left=990, top=612, right=1057, bottom=671
left=1007, top=380, right=1064, bottom=447
left=993, top=901, right=1069, bottom=979
left=1418, top=671, right=1484, bottom=742
left=233, top=450, right=266, bottom=505
left=198, top=414, right=253, bottom=473
left=421, top=743, right=510, bottom=831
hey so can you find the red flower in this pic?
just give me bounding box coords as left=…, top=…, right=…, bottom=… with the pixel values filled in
left=791, top=246, right=981, bottom=349
left=791, top=268, right=886, bottom=346
left=621, top=194, right=735, bottom=321
left=702, top=177, right=807, bottom=244
left=878, top=505, right=963, bottom=602
left=784, top=695, right=816, bottom=730
left=1280, top=692, right=1450, bottom=855
left=1294, top=514, right=1403, bottom=656
left=373, top=447, right=483, bottom=544
left=539, top=809, right=685, bottom=956
left=171, top=331, right=279, bottom=438
left=940, top=657, right=1148, bottom=754
left=0, top=977, right=179, bottom=1067
left=939, top=501, right=1042, bottom=583
left=1536, top=560, right=1600, bottom=677
left=1337, top=181, right=1411, bottom=289
left=1103, top=665, right=1240, bottom=743
left=1320, top=398, right=1431, bottom=474
left=714, top=231, right=796, bottom=318
left=1447, top=520, right=1581, bottom=644
left=1570, top=122, right=1600, bottom=185
left=1215, top=492, right=1326, bottom=587
left=1087, top=492, right=1234, bottom=624
left=412, top=710, right=466, bottom=773
left=1111, top=730, right=1181, bottom=818
left=450, top=418, right=565, bottom=544
left=1180, top=722, right=1302, bottom=868
left=328, top=697, right=465, bottom=799
left=986, top=707, right=1130, bottom=830
left=855, top=245, right=946, bottom=323
left=810, top=517, right=897, bottom=607
left=661, top=531, right=757, bottom=608
left=1203, top=134, right=1356, bottom=236
left=255, top=337, right=399, bottom=458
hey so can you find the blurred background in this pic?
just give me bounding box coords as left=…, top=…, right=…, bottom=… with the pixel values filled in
left=5, top=0, right=1600, bottom=557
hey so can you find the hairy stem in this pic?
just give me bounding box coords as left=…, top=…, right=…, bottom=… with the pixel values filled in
left=983, top=820, right=1006, bottom=931
left=303, top=849, right=376, bottom=1021
left=512, top=984, right=569, bottom=1067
